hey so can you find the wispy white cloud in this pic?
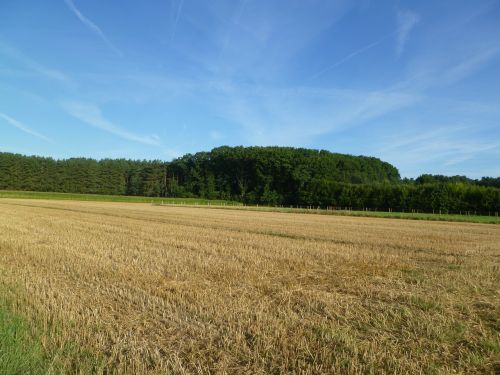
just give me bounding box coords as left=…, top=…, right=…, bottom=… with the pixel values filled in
left=186, top=1, right=354, bottom=81
left=218, top=0, right=250, bottom=59
left=213, top=84, right=418, bottom=145
left=64, top=0, right=122, bottom=56
left=443, top=44, right=500, bottom=83
left=0, top=82, right=49, bottom=105
left=0, top=112, right=53, bottom=143
left=375, top=126, right=500, bottom=177
left=210, top=130, right=222, bottom=140
left=441, top=142, right=499, bottom=167
left=170, top=0, right=185, bottom=42
left=311, top=33, right=393, bottom=80
left=58, top=26, right=498, bottom=149
left=311, top=9, right=419, bottom=79
left=396, top=10, right=420, bottom=56
left=395, top=42, right=500, bottom=93
left=0, top=40, right=72, bottom=85
left=61, top=101, right=161, bottom=145
left=163, top=148, right=182, bottom=160
left=28, top=62, right=69, bottom=82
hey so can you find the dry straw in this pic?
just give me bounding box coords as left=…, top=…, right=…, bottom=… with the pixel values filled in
left=0, top=199, right=498, bottom=374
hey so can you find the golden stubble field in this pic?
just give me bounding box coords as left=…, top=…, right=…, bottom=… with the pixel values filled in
left=0, top=198, right=498, bottom=374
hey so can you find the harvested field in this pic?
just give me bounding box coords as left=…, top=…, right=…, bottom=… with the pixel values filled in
left=0, top=198, right=498, bottom=374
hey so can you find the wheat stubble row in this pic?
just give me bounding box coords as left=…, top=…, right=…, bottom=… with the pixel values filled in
left=0, top=199, right=498, bottom=374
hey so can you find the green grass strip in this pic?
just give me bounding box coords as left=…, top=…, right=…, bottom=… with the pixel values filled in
left=0, top=290, right=105, bottom=375
left=0, top=190, right=239, bottom=206
left=0, top=298, right=51, bottom=375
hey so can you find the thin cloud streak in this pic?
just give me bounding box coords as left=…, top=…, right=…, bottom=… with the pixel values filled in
left=170, top=0, right=185, bottom=42
left=444, top=44, right=500, bottom=83
left=64, top=0, right=122, bottom=56
left=396, top=10, right=420, bottom=56
left=311, top=9, right=420, bottom=80
left=218, top=28, right=499, bottom=147
left=213, top=84, right=418, bottom=145
left=375, top=126, right=500, bottom=177
left=218, top=0, right=249, bottom=59
left=0, top=112, right=53, bottom=143
left=311, top=33, right=393, bottom=80
left=62, top=101, right=161, bottom=145
left=0, top=40, right=72, bottom=85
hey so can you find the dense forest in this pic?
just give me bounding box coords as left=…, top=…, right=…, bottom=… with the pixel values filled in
left=1, top=146, right=499, bottom=213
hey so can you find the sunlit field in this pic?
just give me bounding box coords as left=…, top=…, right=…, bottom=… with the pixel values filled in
left=0, top=199, right=498, bottom=374
left=1, top=190, right=498, bottom=224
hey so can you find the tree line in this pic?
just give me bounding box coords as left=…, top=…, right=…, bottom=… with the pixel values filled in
left=0, top=146, right=499, bottom=213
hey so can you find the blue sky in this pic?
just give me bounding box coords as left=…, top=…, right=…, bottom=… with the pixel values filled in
left=1, top=0, right=499, bottom=178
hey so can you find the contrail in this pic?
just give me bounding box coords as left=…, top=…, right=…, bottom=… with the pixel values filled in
left=311, top=32, right=394, bottom=80
left=64, top=0, right=122, bottom=56
left=62, top=101, right=161, bottom=146
left=170, top=0, right=185, bottom=41
left=219, top=0, right=249, bottom=59
left=0, top=112, right=53, bottom=143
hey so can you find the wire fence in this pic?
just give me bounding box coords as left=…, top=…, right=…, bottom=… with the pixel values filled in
left=152, top=200, right=499, bottom=217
